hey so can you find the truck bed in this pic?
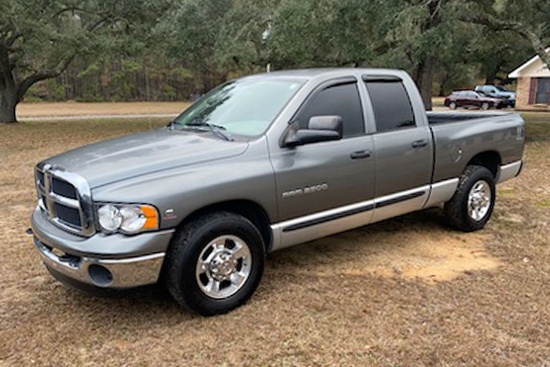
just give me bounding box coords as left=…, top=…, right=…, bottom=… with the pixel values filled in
left=427, top=112, right=514, bottom=125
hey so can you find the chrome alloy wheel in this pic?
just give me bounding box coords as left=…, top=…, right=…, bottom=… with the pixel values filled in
left=467, top=180, right=492, bottom=221
left=195, top=235, right=252, bottom=299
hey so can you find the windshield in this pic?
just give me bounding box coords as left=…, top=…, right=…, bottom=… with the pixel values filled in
left=172, top=78, right=305, bottom=137
left=496, top=86, right=510, bottom=92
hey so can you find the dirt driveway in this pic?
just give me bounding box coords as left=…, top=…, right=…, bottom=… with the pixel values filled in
left=0, top=115, right=549, bottom=366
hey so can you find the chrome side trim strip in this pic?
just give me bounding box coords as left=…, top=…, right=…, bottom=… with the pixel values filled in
left=497, top=160, right=523, bottom=184
left=277, top=198, right=377, bottom=233
left=370, top=185, right=430, bottom=224
left=282, top=202, right=375, bottom=232
left=270, top=185, right=432, bottom=251
left=375, top=190, right=426, bottom=208
left=270, top=205, right=374, bottom=251
left=424, top=178, right=460, bottom=208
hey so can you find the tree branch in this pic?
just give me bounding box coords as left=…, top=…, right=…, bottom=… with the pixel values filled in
left=52, top=7, right=85, bottom=19
left=4, top=32, right=23, bottom=48
left=16, top=55, right=75, bottom=101
left=459, top=11, right=550, bottom=67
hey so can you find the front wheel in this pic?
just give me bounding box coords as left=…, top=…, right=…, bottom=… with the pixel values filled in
left=449, top=101, right=457, bottom=110
left=164, top=212, right=265, bottom=316
left=481, top=102, right=490, bottom=110
left=444, top=165, right=496, bottom=232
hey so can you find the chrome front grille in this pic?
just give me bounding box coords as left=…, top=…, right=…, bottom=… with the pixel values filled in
left=36, top=164, right=95, bottom=237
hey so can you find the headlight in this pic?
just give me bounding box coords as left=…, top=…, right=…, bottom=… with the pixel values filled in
left=97, top=203, right=159, bottom=234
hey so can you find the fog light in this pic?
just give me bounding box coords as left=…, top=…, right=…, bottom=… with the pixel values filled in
left=88, top=264, right=113, bottom=287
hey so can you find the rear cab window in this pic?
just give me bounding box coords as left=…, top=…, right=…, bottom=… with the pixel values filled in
left=363, top=76, right=415, bottom=133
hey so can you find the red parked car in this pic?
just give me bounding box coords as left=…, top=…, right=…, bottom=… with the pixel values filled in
left=444, top=91, right=506, bottom=110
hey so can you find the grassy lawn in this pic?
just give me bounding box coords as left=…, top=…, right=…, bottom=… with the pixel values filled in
left=0, top=113, right=549, bottom=366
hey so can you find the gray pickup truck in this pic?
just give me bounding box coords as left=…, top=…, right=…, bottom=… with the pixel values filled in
left=31, top=69, right=525, bottom=315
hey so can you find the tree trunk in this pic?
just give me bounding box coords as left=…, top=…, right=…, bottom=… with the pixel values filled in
left=0, top=72, right=18, bottom=123
left=0, top=91, right=17, bottom=123
left=438, top=70, right=448, bottom=97
left=485, top=69, right=498, bottom=85
left=415, top=56, right=436, bottom=111
left=413, top=0, right=442, bottom=111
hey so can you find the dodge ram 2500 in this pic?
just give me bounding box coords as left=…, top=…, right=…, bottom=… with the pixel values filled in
left=31, top=68, right=525, bottom=315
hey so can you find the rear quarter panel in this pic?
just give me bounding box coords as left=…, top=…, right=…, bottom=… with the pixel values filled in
left=430, top=113, right=525, bottom=182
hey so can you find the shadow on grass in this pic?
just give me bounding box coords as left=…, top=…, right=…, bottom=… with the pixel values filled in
left=46, top=208, right=445, bottom=322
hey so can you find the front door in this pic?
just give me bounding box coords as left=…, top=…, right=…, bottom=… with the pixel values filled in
left=270, top=79, right=376, bottom=248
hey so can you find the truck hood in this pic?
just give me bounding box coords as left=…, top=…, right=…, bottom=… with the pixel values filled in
left=41, top=129, right=249, bottom=188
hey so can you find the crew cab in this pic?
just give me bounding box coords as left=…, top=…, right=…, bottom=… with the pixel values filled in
left=31, top=69, right=525, bottom=315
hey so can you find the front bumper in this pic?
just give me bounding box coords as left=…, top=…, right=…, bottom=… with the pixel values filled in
left=31, top=207, right=174, bottom=289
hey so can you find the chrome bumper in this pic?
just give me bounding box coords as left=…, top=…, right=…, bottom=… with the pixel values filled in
left=497, top=160, right=523, bottom=184
left=34, top=236, right=165, bottom=288
left=31, top=207, right=174, bottom=289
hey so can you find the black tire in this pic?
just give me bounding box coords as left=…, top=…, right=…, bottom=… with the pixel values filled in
left=481, top=102, right=490, bottom=110
left=164, top=212, right=265, bottom=316
left=449, top=101, right=457, bottom=110
left=444, top=165, right=496, bottom=232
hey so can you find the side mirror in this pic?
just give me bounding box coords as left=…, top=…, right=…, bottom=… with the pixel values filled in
left=308, top=115, right=343, bottom=134
left=284, top=116, right=343, bottom=147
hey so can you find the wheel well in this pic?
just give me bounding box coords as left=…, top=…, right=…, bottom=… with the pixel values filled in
left=179, top=200, right=272, bottom=251
left=467, top=151, right=500, bottom=178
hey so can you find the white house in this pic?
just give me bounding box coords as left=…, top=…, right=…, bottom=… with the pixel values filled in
left=509, top=49, right=550, bottom=110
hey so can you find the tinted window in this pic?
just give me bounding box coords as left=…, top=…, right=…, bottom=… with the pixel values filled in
left=365, top=81, right=415, bottom=133
left=297, top=83, right=364, bottom=138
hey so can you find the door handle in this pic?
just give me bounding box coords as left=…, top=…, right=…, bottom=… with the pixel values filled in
left=350, top=150, right=372, bottom=159
left=411, top=140, right=428, bottom=148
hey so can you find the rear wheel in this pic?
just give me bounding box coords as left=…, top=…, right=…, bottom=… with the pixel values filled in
left=164, top=212, right=265, bottom=316
left=444, top=165, right=496, bottom=232
left=449, top=101, right=457, bottom=110
left=481, top=102, right=490, bottom=110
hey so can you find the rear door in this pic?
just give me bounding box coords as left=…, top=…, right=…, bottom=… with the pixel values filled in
left=362, top=76, right=433, bottom=222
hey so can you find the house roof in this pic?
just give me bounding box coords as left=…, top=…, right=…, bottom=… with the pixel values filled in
left=509, top=48, right=550, bottom=78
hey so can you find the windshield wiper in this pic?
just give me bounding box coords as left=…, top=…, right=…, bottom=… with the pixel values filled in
left=185, top=122, right=233, bottom=141
left=167, top=120, right=178, bottom=130
left=168, top=120, right=233, bottom=141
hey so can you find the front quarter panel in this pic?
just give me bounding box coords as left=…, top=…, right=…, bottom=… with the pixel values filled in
left=91, top=138, right=277, bottom=230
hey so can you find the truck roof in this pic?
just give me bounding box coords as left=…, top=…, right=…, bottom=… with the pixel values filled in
left=241, top=68, right=405, bottom=81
